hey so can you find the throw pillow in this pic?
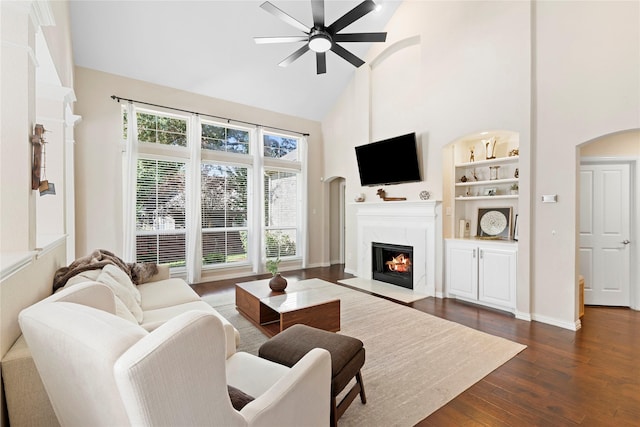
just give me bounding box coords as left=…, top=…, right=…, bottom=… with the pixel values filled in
left=64, top=269, right=101, bottom=287
left=97, top=265, right=144, bottom=323
left=227, top=385, right=254, bottom=411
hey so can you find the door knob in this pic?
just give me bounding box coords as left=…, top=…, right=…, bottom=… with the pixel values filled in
left=622, top=240, right=631, bottom=245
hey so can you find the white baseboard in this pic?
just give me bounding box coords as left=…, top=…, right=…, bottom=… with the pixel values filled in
left=531, top=313, right=581, bottom=331
left=305, top=261, right=330, bottom=268
left=344, top=267, right=357, bottom=276
left=515, top=310, right=532, bottom=322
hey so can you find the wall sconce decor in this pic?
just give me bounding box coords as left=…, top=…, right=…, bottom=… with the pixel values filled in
left=31, top=124, right=55, bottom=196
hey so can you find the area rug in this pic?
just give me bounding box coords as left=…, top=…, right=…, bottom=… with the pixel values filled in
left=204, top=282, right=526, bottom=426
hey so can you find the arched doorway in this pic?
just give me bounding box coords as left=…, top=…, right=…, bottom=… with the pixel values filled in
left=327, top=177, right=346, bottom=265
left=577, top=130, right=640, bottom=311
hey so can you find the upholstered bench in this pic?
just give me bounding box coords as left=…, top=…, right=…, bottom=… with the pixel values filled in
left=258, top=324, right=366, bottom=427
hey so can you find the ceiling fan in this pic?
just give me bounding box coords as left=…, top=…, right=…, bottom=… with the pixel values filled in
left=255, top=0, right=387, bottom=74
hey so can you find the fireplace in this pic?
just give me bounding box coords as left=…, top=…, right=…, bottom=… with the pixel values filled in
left=372, top=242, right=414, bottom=290
left=354, top=201, right=440, bottom=297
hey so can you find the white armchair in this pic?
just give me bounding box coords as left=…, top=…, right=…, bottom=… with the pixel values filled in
left=19, top=282, right=331, bottom=426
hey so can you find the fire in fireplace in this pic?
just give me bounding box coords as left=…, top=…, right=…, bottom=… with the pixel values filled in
left=386, top=253, right=412, bottom=273
left=372, top=242, right=414, bottom=289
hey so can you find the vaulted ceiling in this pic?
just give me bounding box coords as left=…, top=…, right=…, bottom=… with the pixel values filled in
left=69, top=0, right=401, bottom=121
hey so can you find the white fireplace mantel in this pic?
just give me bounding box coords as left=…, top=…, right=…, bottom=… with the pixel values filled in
left=354, top=201, right=442, bottom=297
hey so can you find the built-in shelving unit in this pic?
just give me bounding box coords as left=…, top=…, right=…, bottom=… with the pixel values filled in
left=446, top=131, right=520, bottom=239
left=454, top=155, right=519, bottom=200
left=443, top=130, right=521, bottom=314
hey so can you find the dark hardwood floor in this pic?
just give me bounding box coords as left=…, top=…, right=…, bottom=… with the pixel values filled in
left=193, top=265, right=640, bottom=426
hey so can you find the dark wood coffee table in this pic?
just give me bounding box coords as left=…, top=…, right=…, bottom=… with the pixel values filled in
left=235, top=278, right=340, bottom=337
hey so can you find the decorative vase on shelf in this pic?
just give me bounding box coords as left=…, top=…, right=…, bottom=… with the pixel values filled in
left=489, top=166, right=500, bottom=180
left=269, top=273, right=288, bottom=292
left=483, top=136, right=497, bottom=160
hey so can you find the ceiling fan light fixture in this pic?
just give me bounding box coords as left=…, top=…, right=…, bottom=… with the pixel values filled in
left=257, top=0, right=387, bottom=74
left=309, top=31, right=332, bottom=53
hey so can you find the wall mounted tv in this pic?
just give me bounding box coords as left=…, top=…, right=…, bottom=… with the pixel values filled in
left=355, top=132, right=421, bottom=186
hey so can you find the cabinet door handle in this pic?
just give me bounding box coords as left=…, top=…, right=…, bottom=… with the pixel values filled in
left=480, top=249, right=483, bottom=259
left=473, top=249, right=476, bottom=258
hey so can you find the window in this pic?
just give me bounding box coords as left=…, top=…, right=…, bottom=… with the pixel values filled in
left=202, top=123, right=250, bottom=154
left=137, top=112, right=187, bottom=146
left=263, top=133, right=298, bottom=160
left=262, top=131, right=302, bottom=261
left=201, top=163, right=249, bottom=265
left=264, top=170, right=299, bottom=258
left=124, top=107, right=306, bottom=279
left=135, top=159, right=186, bottom=267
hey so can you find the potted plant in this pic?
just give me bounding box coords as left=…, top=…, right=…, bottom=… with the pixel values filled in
left=266, top=257, right=287, bottom=292
left=510, top=183, right=519, bottom=195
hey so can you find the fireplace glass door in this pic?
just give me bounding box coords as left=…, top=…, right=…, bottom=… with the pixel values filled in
left=371, top=242, right=414, bottom=289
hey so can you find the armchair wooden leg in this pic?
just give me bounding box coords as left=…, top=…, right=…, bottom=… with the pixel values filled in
left=334, top=370, right=366, bottom=425
left=330, top=395, right=338, bottom=427
left=356, top=371, right=366, bottom=404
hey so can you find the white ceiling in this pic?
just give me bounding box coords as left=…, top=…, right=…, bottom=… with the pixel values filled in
left=69, top=0, right=401, bottom=122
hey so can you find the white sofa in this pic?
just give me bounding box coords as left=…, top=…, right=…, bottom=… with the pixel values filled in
left=2, top=264, right=239, bottom=427
left=18, top=282, right=331, bottom=427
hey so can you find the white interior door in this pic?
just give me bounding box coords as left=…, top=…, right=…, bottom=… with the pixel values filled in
left=579, top=163, right=631, bottom=306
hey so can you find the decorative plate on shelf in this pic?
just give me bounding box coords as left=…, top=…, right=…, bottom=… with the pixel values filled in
left=477, top=207, right=512, bottom=239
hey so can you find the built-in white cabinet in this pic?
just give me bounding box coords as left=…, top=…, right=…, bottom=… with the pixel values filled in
left=445, top=239, right=517, bottom=312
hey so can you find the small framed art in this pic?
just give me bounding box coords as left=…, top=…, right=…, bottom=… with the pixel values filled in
left=477, top=207, right=512, bottom=239
left=483, top=187, right=497, bottom=196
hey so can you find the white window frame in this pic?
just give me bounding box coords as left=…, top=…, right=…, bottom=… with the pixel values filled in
left=123, top=107, right=308, bottom=282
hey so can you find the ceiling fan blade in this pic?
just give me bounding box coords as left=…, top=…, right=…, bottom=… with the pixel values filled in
left=279, top=44, right=310, bottom=67
left=316, top=52, right=327, bottom=74
left=331, top=43, right=365, bottom=68
left=328, top=0, right=376, bottom=34
left=311, top=0, right=325, bottom=27
left=334, top=32, right=387, bottom=43
left=254, top=36, right=309, bottom=44
left=260, top=1, right=310, bottom=34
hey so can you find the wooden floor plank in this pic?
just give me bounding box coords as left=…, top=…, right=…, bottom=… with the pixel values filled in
left=194, top=265, right=640, bottom=426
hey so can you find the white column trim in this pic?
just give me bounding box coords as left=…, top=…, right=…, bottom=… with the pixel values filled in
left=30, top=1, right=56, bottom=28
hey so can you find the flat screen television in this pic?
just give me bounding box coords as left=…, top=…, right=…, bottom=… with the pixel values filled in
left=355, top=132, right=421, bottom=186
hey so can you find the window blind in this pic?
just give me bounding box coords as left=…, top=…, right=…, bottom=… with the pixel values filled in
left=201, top=163, right=249, bottom=265
left=135, top=158, right=187, bottom=266
left=264, top=169, right=298, bottom=258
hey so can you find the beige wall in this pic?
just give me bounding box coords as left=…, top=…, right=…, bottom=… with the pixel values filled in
left=329, top=178, right=344, bottom=264
left=322, top=0, right=532, bottom=302
left=533, top=0, right=639, bottom=328
left=322, top=0, right=640, bottom=329
left=581, top=130, right=640, bottom=157
left=73, top=67, right=326, bottom=279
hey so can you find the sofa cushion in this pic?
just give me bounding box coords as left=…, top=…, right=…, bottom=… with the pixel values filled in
left=141, top=301, right=239, bottom=359
left=226, top=351, right=290, bottom=398
left=96, top=265, right=143, bottom=323
left=65, top=269, right=101, bottom=287
left=137, top=278, right=201, bottom=310
left=141, top=301, right=226, bottom=331
left=61, top=277, right=138, bottom=324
